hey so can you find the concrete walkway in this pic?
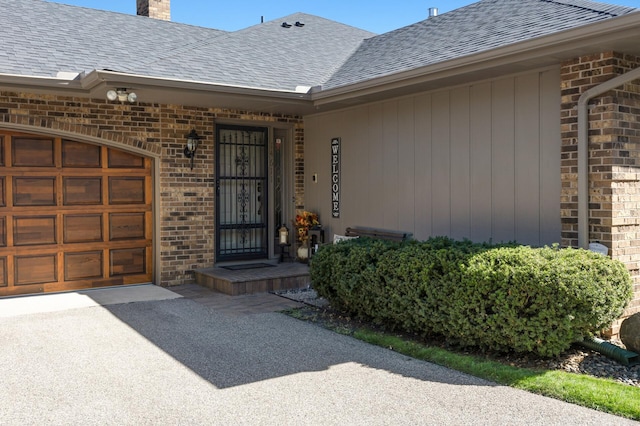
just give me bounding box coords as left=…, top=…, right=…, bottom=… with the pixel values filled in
left=0, top=285, right=637, bottom=425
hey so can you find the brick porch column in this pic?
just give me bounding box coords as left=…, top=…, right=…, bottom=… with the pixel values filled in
left=561, top=52, right=640, bottom=334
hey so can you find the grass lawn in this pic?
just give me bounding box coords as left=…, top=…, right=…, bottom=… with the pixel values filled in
left=285, top=307, right=640, bottom=421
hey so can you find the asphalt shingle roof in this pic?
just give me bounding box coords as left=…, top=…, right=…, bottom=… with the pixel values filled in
left=0, top=0, right=638, bottom=93
left=0, top=0, right=374, bottom=92
left=1, top=0, right=227, bottom=77
left=323, top=0, right=638, bottom=90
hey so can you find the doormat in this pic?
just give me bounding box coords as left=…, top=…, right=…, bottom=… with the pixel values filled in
left=221, top=263, right=276, bottom=271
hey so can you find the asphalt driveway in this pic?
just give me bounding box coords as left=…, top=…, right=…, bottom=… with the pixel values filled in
left=0, top=286, right=637, bottom=425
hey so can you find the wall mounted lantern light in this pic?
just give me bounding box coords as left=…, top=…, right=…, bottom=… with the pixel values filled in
left=184, top=129, right=203, bottom=170
left=106, top=88, right=138, bottom=103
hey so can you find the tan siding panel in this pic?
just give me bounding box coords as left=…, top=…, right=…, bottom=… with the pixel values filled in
left=540, top=69, right=562, bottom=245
left=491, top=78, right=516, bottom=243
left=431, top=91, right=451, bottom=236
left=367, top=104, right=385, bottom=227
left=515, top=73, right=541, bottom=245
left=414, top=94, right=433, bottom=240
left=348, top=108, right=371, bottom=233
left=470, top=83, right=493, bottom=242
left=304, top=68, right=561, bottom=247
left=450, top=87, right=471, bottom=240
left=398, top=98, right=416, bottom=234
left=382, top=101, right=400, bottom=230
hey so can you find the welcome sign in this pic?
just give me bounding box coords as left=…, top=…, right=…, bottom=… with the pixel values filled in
left=331, top=137, right=340, bottom=218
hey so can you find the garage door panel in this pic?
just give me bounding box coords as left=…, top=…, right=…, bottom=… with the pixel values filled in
left=63, top=177, right=102, bottom=205
left=110, top=213, right=145, bottom=241
left=65, top=251, right=103, bottom=281
left=0, top=257, right=6, bottom=287
left=110, top=248, right=146, bottom=276
left=13, top=177, right=56, bottom=206
left=0, top=133, right=153, bottom=297
left=12, top=138, right=55, bottom=167
left=0, top=217, right=5, bottom=247
left=64, top=214, right=103, bottom=243
left=108, top=149, right=144, bottom=168
left=13, top=216, right=56, bottom=246
left=62, top=140, right=101, bottom=168
left=15, top=254, right=57, bottom=285
left=109, top=177, right=145, bottom=204
left=0, top=177, right=5, bottom=207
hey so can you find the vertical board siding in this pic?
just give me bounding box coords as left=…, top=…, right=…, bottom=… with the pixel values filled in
left=431, top=91, right=451, bottom=236
left=515, top=73, right=542, bottom=245
left=470, top=83, right=493, bottom=242
left=305, top=69, right=560, bottom=246
left=382, top=102, right=400, bottom=230
left=540, top=70, right=562, bottom=244
left=414, top=94, right=433, bottom=240
left=398, top=98, right=416, bottom=234
left=491, top=78, right=516, bottom=243
left=450, top=87, right=471, bottom=240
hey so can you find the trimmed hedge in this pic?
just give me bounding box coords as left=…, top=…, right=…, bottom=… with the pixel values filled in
left=310, top=237, right=632, bottom=357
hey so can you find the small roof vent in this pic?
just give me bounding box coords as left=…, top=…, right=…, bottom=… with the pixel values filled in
left=428, top=7, right=438, bottom=17
left=295, top=21, right=305, bottom=27
left=281, top=22, right=292, bottom=28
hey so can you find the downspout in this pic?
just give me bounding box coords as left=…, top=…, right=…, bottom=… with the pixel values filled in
left=577, top=66, right=640, bottom=249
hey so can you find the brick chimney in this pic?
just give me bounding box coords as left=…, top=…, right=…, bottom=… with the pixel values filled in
left=137, top=0, right=170, bottom=21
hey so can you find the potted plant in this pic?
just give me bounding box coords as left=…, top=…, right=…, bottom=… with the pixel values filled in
left=294, top=211, right=320, bottom=260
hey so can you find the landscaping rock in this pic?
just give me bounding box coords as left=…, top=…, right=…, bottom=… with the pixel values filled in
left=620, top=313, right=640, bottom=354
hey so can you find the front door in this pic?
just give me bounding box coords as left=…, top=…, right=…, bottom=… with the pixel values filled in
left=216, top=125, right=268, bottom=261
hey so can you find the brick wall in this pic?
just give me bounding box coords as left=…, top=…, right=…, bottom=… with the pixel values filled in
left=0, top=91, right=304, bottom=286
left=560, top=52, right=640, bottom=334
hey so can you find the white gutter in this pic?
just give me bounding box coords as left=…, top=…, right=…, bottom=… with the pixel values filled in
left=577, top=66, right=640, bottom=249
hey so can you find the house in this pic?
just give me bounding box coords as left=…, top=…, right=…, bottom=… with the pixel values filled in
left=1, top=0, right=639, bottom=331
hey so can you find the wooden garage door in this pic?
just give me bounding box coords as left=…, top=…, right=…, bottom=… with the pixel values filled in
left=0, top=131, right=153, bottom=296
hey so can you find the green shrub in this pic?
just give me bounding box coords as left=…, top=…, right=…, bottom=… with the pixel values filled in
left=310, top=238, right=632, bottom=357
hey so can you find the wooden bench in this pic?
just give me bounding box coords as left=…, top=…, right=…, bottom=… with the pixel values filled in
left=344, top=227, right=413, bottom=243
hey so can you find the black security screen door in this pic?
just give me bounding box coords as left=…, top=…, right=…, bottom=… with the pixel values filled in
left=216, top=125, right=269, bottom=261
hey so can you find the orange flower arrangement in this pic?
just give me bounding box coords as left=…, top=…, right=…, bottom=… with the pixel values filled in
left=294, top=211, right=320, bottom=242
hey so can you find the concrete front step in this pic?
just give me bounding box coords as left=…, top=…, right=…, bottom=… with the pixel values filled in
left=194, top=263, right=311, bottom=296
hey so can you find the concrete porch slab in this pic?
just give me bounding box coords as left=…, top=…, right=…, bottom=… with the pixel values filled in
left=0, top=284, right=181, bottom=318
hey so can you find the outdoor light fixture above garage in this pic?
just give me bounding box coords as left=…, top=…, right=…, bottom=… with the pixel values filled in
left=106, top=88, right=138, bottom=103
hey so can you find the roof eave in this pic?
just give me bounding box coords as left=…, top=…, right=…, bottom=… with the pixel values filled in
left=311, top=11, right=640, bottom=109
left=0, top=69, right=315, bottom=115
